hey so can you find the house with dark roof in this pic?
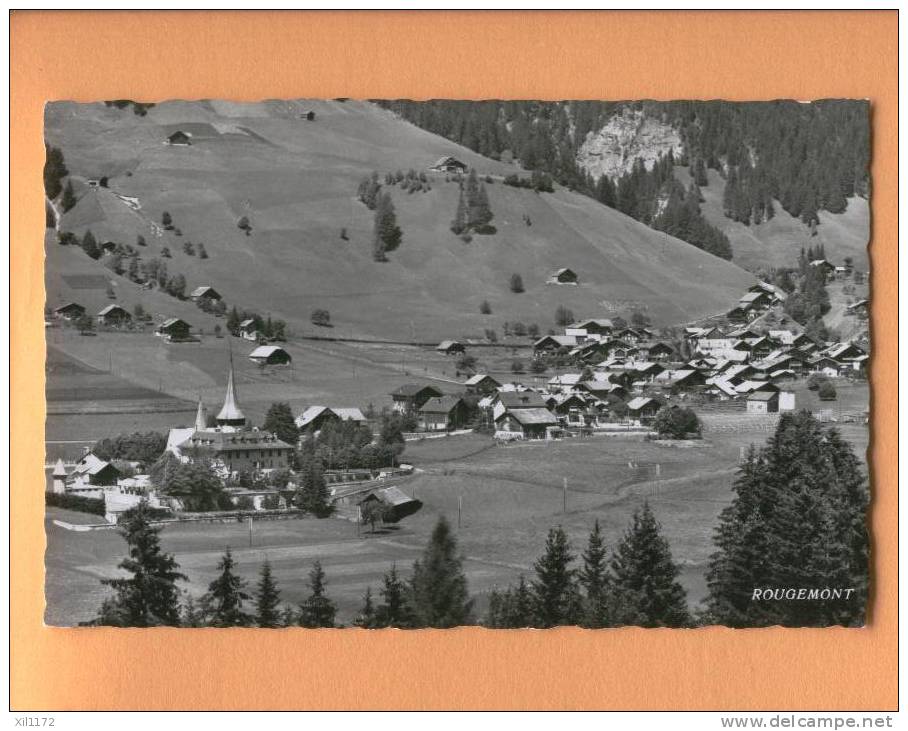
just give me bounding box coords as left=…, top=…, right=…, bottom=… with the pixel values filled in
left=419, top=396, right=469, bottom=431
left=296, top=406, right=367, bottom=432
left=390, top=383, right=444, bottom=413
left=464, top=374, right=501, bottom=395
left=358, top=486, right=423, bottom=523
left=53, top=302, right=85, bottom=321
left=190, top=286, right=222, bottom=302
left=494, top=407, right=558, bottom=439
left=436, top=340, right=465, bottom=355
left=155, top=317, right=192, bottom=341
left=625, top=396, right=661, bottom=423
left=429, top=156, right=467, bottom=174
left=746, top=390, right=779, bottom=414
left=96, top=304, right=131, bottom=327
left=533, top=334, right=579, bottom=353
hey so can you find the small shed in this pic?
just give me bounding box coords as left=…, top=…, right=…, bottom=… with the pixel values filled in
left=746, top=390, right=779, bottom=414
left=248, top=345, right=292, bottom=366
left=167, top=131, right=192, bottom=146
left=548, top=268, right=579, bottom=285
left=358, top=486, right=423, bottom=523
left=436, top=340, right=466, bottom=355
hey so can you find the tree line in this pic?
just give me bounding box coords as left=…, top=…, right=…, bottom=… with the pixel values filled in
left=380, top=99, right=869, bottom=258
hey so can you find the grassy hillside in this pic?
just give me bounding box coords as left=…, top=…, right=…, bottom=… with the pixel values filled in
left=683, top=167, right=869, bottom=273
left=46, top=100, right=756, bottom=344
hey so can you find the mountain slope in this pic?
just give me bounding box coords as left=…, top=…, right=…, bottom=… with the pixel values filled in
left=45, top=99, right=756, bottom=340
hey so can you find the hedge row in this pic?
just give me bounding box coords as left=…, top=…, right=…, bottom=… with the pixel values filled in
left=45, top=491, right=105, bottom=516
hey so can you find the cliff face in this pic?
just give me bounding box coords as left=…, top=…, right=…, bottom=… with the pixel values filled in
left=577, top=107, right=683, bottom=181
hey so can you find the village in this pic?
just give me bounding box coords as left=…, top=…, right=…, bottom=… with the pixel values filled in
left=47, top=252, right=870, bottom=531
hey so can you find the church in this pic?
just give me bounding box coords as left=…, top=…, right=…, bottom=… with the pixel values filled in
left=166, top=357, right=295, bottom=475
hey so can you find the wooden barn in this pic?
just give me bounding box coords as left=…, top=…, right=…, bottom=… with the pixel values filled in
left=167, top=130, right=191, bottom=146
left=53, top=302, right=85, bottom=321
left=429, top=156, right=467, bottom=174
left=418, top=396, right=469, bottom=431
left=547, top=267, right=579, bottom=285
left=96, top=304, right=131, bottom=327
left=190, top=286, right=222, bottom=302
left=390, top=384, right=444, bottom=413
left=248, top=345, right=292, bottom=366
left=155, top=317, right=192, bottom=342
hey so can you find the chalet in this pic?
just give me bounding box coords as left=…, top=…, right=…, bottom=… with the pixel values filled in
left=749, top=281, right=788, bottom=303
left=429, top=156, right=467, bottom=174
left=747, top=336, right=778, bottom=361
left=790, top=333, right=819, bottom=351
left=706, top=377, right=739, bottom=399
left=642, top=341, right=676, bottom=361
left=358, top=486, right=423, bottom=523
left=825, top=342, right=867, bottom=364
left=809, top=259, right=836, bottom=275
left=653, top=369, right=706, bottom=391
left=64, top=452, right=121, bottom=497
left=768, top=329, right=798, bottom=345
left=631, top=361, right=665, bottom=382
left=419, top=396, right=469, bottom=432
left=238, top=319, right=259, bottom=341
left=570, top=319, right=613, bottom=337
left=735, top=380, right=779, bottom=396
left=190, top=286, right=222, bottom=302
left=167, top=130, right=192, bottom=146
left=577, top=380, right=627, bottom=401
left=625, top=396, right=661, bottom=423
left=155, top=317, right=191, bottom=341
left=613, top=328, right=646, bottom=344
left=533, top=334, right=578, bottom=353
left=100, top=240, right=118, bottom=254
left=738, top=290, right=773, bottom=310
left=718, top=363, right=757, bottom=384
left=53, top=302, right=85, bottom=321
left=494, top=407, right=558, bottom=439
left=464, top=374, right=501, bottom=395
left=390, top=383, right=444, bottom=413
left=436, top=340, right=466, bottom=355
left=547, top=268, right=579, bottom=285
left=809, top=356, right=844, bottom=378
left=296, top=406, right=367, bottom=432
left=548, top=394, right=591, bottom=427
left=725, top=303, right=755, bottom=323
left=746, top=390, right=779, bottom=414
left=693, top=328, right=735, bottom=353
left=248, top=345, right=292, bottom=366
left=96, top=304, right=131, bottom=327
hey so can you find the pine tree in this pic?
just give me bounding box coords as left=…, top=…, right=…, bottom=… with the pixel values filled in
left=374, top=563, right=413, bottom=628
left=531, top=526, right=579, bottom=628
left=263, top=402, right=299, bottom=446
left=354, top=587, right=377, bottom=628
left=204, top=547, right=253, bottom=627
left=293, top=454, right=332, bottom=517
left=81, top=229, right=100, bottom=259
left=298, top=561, right=336, bottom=628
left=610, top=502, right=690, bottom=627
left=708, top=413, right=868, bottom=627
left=180, top=593, right=206, bottom=627
left=60, top=180, right=78, bottom=212
left=579, top=520, right=611, bottom=628
left=410, top=516, right=473, bottom=627
left=44, top=145, right=68, bottom=199
left=255, top=561, right=282, bottom=628
left=451, top=188, right=468, bottom=234
left=373, top=191, right=402, bottom=254
left=97, top=503, right=187, bottom=627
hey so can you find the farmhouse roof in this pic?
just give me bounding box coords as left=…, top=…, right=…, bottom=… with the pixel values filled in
left=501, top=408, right=558, bottom=425
left=497, top=391, right=547, bottom=409
left=54, top=302, right=83, bottom=313
left=391, top=383, right=443, bottom=398
left=747, top=390, right=778, bottom=402
left=419, top=396, right=464, bottom=414
left=160, top=317, right=189, bottom=329
left=97, top=304, right=129, bottom=316
left=626, top=397, right=656, bottom=411
left=534, top=335, right=578, bottom=348
left=249, top=345, right=289, bottom=359
left=464, top=373, right=500, bottom=387
left=431, top=155, right=465, bottom=169
left=238, top=319, right=256, bottom=329
left=436, top=340, right=462, bottom=350
left=190, top=286, right=221, bottom=299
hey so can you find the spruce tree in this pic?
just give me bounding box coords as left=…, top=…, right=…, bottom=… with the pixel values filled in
left=354, top=587, right=377, bottom=628
left=531, top=526, right=579, bottom=627
left=372, top=191, right=401, bottom=259
left=60, top=180, right=78, bottom=213
left=298, top=561, right=336, bottom=628
left=610, top=502, right=690, bottom=627
left=81, top=229, right=100, bottom=259
left=255, top=561, right=282, bottom=628
left=708, top=412, right=868, bottom=627
left=294, top=454, right=332, bottom=517
left=374, top=563, right=413, bottom=628
left=451, top=189, right=468, bottom=234
left=263, top=402, right=299, bottom=446
left=410, top=516, right=473, bottom=627
left=204, top=547, right=253, bottom=627
left=579, top=520, right=611, bottom=628
left=43, top=145, right=68, bottom=200
left=97, top=503, right=187, bottom=627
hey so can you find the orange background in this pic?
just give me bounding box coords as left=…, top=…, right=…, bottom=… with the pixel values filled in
left=10, top=10, right=898, bottom=710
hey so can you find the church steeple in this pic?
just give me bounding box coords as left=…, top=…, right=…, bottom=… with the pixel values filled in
left=216, top=351, right=246, bottom=430
left=194, top=396, right=208, bottom=431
